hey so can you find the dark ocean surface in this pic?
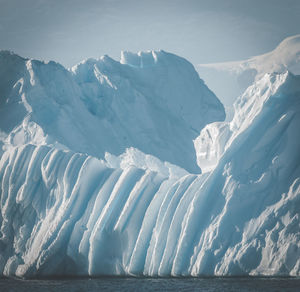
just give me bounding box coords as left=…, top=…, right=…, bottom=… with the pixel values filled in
left=0, top=276, right=300, bottom=291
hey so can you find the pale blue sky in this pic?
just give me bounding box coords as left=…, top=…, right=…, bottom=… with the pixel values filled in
left=1, top=0, right=300, bottom=67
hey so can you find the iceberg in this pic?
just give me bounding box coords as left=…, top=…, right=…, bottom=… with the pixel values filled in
left=0, top=49, right=299, bottom=277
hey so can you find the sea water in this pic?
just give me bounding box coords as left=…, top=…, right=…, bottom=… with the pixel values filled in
left=0, top=277, right=300, bottom=292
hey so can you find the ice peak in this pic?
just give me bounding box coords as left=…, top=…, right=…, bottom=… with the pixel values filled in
left=120, top=50, right=158, bottom=67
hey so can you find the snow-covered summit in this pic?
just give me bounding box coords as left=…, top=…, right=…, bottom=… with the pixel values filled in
left=0, top=50, right=225, bottom=173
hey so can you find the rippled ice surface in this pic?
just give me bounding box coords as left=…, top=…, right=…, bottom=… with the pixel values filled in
left=1, top=277, right=300, bottom=292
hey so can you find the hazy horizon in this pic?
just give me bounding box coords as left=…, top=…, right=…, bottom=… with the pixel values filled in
left=1, top=0, right=300, bottom=67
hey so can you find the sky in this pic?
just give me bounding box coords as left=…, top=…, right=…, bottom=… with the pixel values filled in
left=1, top=0, right=300, bottom=68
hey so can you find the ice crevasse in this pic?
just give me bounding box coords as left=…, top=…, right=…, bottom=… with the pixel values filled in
left=0, top=50, right=299, bottom=277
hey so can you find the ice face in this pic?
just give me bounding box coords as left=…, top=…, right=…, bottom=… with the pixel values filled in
left=0, top=49, right=299, bottom=277
left=0, top=50, right=225, bottom=173
left=70, top=50, right=225, bottom=173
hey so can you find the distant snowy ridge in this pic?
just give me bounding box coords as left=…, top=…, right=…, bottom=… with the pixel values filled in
left=0, top=65, right=299, bottom=277
left=0, top=50, right=225, bottom=173
left=196, top=35, right=300, bottom=119
left=199, top=35, right=300, bottom=76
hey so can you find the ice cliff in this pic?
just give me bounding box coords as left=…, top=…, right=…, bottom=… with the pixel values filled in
left=0, top=50, right=299, bottom=277
left=0, top=50, right=225, bottom=173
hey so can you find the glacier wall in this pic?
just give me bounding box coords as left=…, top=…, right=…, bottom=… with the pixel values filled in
left=0, top=50, right=225, bottom=173
left=0, top=48, right=299, bottom=277
left=0, top=70, right=299, bottom=277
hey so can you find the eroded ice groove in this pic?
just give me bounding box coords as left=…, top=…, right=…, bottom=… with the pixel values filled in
left=0, top=144, right=197, bottom=277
